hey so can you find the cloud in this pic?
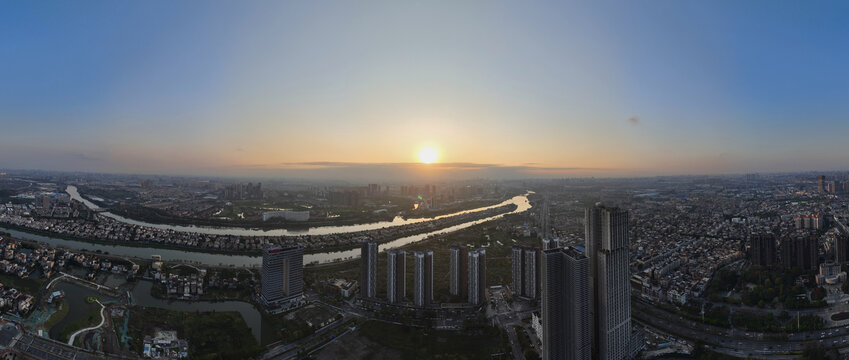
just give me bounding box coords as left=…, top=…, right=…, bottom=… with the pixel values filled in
left=628, top=116, right=639, bottom=125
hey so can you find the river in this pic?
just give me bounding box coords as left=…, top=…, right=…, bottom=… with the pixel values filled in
left=67, top=185, right=528, bottom=236
left=0, top=189, right=531, bottom=267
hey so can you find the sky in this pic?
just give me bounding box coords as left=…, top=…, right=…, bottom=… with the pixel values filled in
left=2, top=1, right=849, bottom=180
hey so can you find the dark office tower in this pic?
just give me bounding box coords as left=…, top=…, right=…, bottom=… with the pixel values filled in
left=260, top=245, right=304, bottom=310
left=512, top=246, right=525, bottom=296
left=585, top=205, right=631, bottom=360
left=819, top=175, right=826, bottom=193
left=387, top=250, right=405, bottom=303
left=360, top=240, right=378, bottom=299
left=467, top=249, right=487, bottom=305
left=782, top=236, right=819, bottom=270
left=413, top=251, right=434, bottom=307
left=524, top=247, right=540, bottom=299
left=836, top=236, right=849, bottom=264
left=749, top=234, right=776, bottom=267
left=542, top=246, right=591, bottom=360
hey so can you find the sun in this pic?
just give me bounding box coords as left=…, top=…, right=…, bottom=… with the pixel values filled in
left=418, top=147, right=439, bottom=164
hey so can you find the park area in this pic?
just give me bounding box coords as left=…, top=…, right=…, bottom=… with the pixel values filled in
left=126, top=306, right=262, bottom=359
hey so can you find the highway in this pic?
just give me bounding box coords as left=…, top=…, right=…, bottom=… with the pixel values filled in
left=633, top=299, right=849, bottom=358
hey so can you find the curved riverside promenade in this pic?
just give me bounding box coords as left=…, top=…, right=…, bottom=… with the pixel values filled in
left=67, top=300, right=106, bottom=346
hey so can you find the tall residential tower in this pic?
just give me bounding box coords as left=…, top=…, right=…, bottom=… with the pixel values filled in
left=585, top=205, right=632, bottom=360
left=467, top=249, right=487, bottom=305
left=542, top=246, right=591, bottom=360
left=387, top=250, right=406, bottom=303
left=413, top=250, right=434, bottom=307
left=361, top=240, right=378, bottom=299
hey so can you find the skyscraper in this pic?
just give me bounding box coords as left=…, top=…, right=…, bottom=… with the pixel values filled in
left=818, top=175, right=826, bottom=193
left=524, top=247, right=540, bottom=299
left=413, top=250, right=433, bottom=307
left=749, top=233, right=776, bottom=267
left=361, top=240, right=378, bottom=299
left=585, top=204, right=631, bottom=360
left=836, top=236, right=849, bottom=264
left=450, top=246, right=468, bottom=297
left=513, top=246, right=541, bottom=299
left=512, top=246, right=525, bottom=296
left=781, top=235, right=819, bottom=270
left=387, top=250, right=406, bottom=303
left=260, top=245, right=304, bottom=311
left=542, top=246, right=591, bottom=360
left=467, top=249, right=486, bottom=305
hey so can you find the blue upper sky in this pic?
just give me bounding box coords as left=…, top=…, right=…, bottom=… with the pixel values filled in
left=2, top=1, right=849, bottom=179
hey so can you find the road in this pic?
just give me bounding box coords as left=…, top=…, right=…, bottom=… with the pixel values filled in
left=262, top=293, right=364, bottom=360
left=633, top=299, right=849, bottom=358
left=488, top=289, right=525, bottom=359
left=67, top=300, right=106, bottom=346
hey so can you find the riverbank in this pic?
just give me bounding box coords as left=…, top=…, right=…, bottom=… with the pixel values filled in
left=1, top=202, right=520, bottom=258
left=0, top=193, right=529, bottom=267
left=107, top=202, right=397, bottom=230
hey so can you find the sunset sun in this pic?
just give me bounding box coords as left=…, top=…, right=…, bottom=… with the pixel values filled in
left=418, top=147, right=439, bottom=164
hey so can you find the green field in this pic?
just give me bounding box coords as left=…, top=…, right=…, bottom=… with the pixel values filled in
left=58, top=304, right=102, bottom=343
left=126, top=306, right=262, bottom=359
left=42, top=302, right=69, bottom=332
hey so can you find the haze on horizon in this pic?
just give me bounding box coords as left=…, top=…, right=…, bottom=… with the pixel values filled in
left=3, top=1, right=849, bottom=181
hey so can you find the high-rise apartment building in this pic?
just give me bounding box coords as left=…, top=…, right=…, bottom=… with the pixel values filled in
left=749, top=233, right=776, bottom=267
left=512, top=246, right=524, bottom=295
left=449, top=246, right=468, bottom=297
left=542, top=246, right=591, bottom=360
left=413, top=250, right=433, bottom=307
left=524, top=247, right=540, bottom=299
left=836, top=236, right=849, bottom=264
left=387, top=250, right=406, bottom=303
left=818, top=175, right=826, bottom=193
left=585, top=205, right=631, bottom=360
left=512, top=246, right=541, bottom=299
left=361, top=240, right=378, bottom=299
left=781, top=235, right=819, bottom=270
left=260, top=245, right=304, bottom=311
left=467, top=249, right=486, bottom=305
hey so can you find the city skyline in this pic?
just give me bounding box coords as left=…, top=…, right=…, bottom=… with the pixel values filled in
left=6, top=1, right=849, bottom=358
left=5, top=2, right=849, bottom=180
